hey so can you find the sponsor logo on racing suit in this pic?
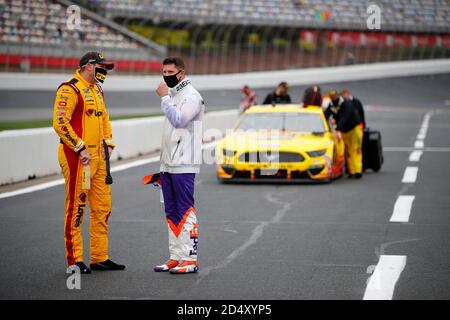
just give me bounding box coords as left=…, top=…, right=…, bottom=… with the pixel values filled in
left=176, top=79, right=190, bottom=92
left=189, top=222, right=198, bottom=256
left=75, top=204, right=86, bottom=228
left=65, top=132, right=77, bottom=146
left=86, top=109, right=103, bottom=117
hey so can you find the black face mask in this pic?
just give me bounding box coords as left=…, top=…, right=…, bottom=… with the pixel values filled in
left=163, top=70, right=181, bottom=88
left=95, top=67, right=107, bottom=83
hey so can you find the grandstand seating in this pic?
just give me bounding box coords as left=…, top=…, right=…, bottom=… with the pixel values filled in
left=87, top=0, right=449, bottom=32
left=0, top=0, right=164, bottom=72
left=0, top=0, right=141, bottom=48
left=0, top=0, right=447, bottom=73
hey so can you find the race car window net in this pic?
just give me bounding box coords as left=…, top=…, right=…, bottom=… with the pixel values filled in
left=237, top=112, right=325, bottom=133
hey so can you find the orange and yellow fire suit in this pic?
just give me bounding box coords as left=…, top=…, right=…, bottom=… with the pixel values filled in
left=342, top=123, right=363, bottom=175
left=325, top=98, right=363, bottom=176
left=53, top=70, right=115, bottom=265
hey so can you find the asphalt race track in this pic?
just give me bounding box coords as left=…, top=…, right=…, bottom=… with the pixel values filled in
left=0, top=75, right=450, bottom=299
left=1, top=73, right=450, bottom=120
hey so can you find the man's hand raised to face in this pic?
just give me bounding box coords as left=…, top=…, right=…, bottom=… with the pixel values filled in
left=156, top=82, right=169, bottom=98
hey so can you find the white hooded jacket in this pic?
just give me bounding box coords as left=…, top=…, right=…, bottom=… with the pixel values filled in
left=159, top=78, right=204, bottom=173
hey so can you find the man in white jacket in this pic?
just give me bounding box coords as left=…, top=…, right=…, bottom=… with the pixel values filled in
left=154, top=57, right=204, bottom=274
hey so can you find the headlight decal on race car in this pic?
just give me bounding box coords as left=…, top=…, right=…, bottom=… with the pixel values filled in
left=306, top=149, right=327, bottom=158
left=222, top=149, right=237, bottom=158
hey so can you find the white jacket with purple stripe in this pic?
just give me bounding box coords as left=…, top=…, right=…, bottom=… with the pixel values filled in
left=159, top=78, right=204, bottom=174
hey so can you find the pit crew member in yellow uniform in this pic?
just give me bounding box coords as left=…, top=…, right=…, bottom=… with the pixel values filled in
left=324, top=90, right=363, bottom=179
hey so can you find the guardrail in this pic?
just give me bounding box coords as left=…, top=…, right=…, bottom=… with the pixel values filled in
left=0, top=110, right=238, bottom=186
left=1, top=59, right=449, bottom=91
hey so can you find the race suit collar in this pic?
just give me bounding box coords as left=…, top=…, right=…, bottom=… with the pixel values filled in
left=170, top=78, right=191, bottom=97
left=75, top=70, right=95, bottom=88
left=333, top=96, right=344, bottom=107
left=331, top=96, right=344, bottom=113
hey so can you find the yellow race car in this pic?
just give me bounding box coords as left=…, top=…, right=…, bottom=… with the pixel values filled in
left=215, top=104, right=345, bottom=183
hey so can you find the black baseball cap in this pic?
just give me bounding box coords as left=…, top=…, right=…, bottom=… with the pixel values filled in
left=79, top=51, right=114, bottom=70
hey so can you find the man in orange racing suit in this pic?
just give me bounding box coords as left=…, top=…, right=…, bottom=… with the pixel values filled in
left=53, top=52, right=125, bottom=273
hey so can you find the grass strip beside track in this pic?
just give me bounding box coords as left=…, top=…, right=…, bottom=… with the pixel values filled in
left=0, top=113, right=164, bottom=131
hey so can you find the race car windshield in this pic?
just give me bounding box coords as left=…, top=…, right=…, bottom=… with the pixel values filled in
left=237, top=112, right=325, bottom=133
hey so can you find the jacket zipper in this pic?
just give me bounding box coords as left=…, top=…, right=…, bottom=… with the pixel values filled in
left=171, top=138, right=182, bottom=160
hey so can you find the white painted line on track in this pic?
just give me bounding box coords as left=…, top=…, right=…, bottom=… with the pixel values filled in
left=417, top=133, right=426, bottom=140
left=402, top=167, right=418, bottom=183
left=417, top=128, right=427, bottom=140
left=390, top=196, right=415, bottom=222
left=0, top=141, right=217, bottom=200
left=421, top=147, right=450, bottom=152
left=383, top=147, right=414, bottom=152
left=0, top=179, right=65, bottom=200
left=415, top=111, right=432, bottom=142
left=409, top=150, right=423, bottom=162
left=412, top=111, right=432, bottom=147
left=418, top=128, right=427, bottom=136
left=363, top=255, right=407, bottom=300
left=364, top=111, right=431, bottom=300
left=383, top=147, right=450, bottom=152
left=414, top=140, right=424, bottom=149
